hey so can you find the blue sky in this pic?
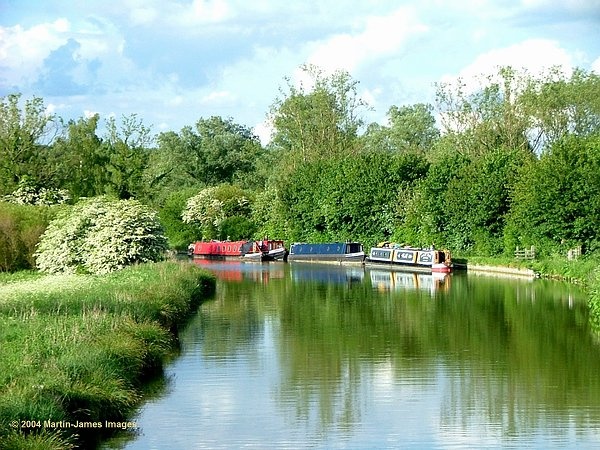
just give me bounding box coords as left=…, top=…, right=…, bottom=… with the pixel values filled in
left=1, top=0, right=599, bottom=143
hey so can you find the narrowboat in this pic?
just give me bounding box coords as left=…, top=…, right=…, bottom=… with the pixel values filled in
left=287, top=242, right=365, bottom=264
left=188, top=239, right=287, bottom=262
left=365, top=242, right=452, bottom=273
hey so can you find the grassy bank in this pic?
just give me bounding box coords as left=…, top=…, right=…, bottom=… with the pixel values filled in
left=458, top=253, right=600, bottom=285
left=0, top=261, right=215, bottom=450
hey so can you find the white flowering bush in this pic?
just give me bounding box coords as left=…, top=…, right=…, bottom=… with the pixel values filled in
left=182, top=187, right=225, bottom=239
left=35, top=197, right=168, bottom=274
left=182, top=184, right=253, bottom=239
left=3, top=179, right=70, bottom=206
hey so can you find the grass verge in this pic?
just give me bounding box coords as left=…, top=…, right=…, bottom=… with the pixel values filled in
left=0, top=261, right=215, bottom=449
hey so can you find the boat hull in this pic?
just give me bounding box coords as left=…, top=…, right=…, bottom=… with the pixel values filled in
left=188, top=239, right=288, bottom=262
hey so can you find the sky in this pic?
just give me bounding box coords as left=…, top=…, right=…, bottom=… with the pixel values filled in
left=1, top=0, right=599, bottom=144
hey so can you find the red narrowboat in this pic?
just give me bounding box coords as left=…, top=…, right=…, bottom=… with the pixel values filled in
left=188, top=239, right=287, bottom=262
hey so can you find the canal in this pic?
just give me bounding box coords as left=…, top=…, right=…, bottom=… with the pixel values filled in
left=102, top=261, right=600, bottom=449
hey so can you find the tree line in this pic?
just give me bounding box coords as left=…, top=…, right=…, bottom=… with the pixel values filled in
left=1, top=64, right=599, bottom=259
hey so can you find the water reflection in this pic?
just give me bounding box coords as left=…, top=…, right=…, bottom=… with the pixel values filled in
left=192, top=259, right=285, bottom=283
left=104, top=262, right=600, bottom=449
left=368, top=268, right=450, bottom=294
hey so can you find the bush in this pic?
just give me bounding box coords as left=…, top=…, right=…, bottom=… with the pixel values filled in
left=3, top=178, right=70, bottom=206
left=0, top=202, right=54, bottom=272
left=35, top=197, right=168, bottom=274
left=182, top=184, right=254, bottom=240
left=218, top=215, right=257, bottom=240
left=157, top=188, right=202, bottom=251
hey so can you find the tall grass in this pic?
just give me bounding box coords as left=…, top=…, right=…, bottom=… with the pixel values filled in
left=0, top=202, right=55, bottom=272
left=0, top=261, right=215, bottom=449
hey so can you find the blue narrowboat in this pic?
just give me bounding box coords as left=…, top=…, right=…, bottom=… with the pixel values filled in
left=287, top=242, right=365, bottom=264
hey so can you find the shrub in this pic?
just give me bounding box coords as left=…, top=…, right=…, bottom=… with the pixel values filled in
left=0, top=202, right=54, bottom=272
left=182, top=184, right=254, bottom=240
left=35, top=197, right=168, bottom=274
left=3, top=178, right=70, bottom=206
left=157, top=188, right=203, bottom=251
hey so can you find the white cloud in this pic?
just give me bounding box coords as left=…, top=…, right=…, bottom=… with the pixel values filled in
left=201, top=90, right=235, bottom=104
left=253, top=119, right=273, bottom=146
left=84, top=109, right=99, bottom=118
left=130, top=7, right=159, bottom=25
left=0, top=19, right=71, bottom=86
left=592, top=56, right=600, bottom=74
left=166, top=0, right=234, bottom=27
left=303, top=7, right=428, bottom=75
left=441, top=39, right=576, bottom=93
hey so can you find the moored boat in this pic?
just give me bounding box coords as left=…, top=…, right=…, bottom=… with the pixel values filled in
left=365, top=242, right=452, bottom=273
left=188, top=239, right=287, bottom=262
left=287, top=242, right=365, bottom=264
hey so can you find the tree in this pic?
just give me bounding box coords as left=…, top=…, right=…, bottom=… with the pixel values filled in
left=0, top=94, right=59, bottom=194
left=277, top=152, right=429, bottom=245
left=269, top=65, right=367, bottom=167
left=520, top=67, right=600, bottom=152
left=194, top=116, right=264, bottom=186
left=442, top=148, right=529, bottom=253
left=435, top=67, right=532, bottom=156
left=104, top=114, right=152, bottom=199
left=506, top=133, right=600, bottom=254
left=52, top=114, right=108, bottom=199
left=157, top=188, right=203, bottom=251
left=146, top=116, right=264, bottom=194
left=362, top=103, right=440, bottom=153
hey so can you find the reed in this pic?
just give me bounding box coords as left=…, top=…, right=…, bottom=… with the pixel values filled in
left=0, top=261, right=215, bottom=449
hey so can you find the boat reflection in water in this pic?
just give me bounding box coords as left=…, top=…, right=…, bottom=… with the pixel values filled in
left=288, top=262, right=365, bottom=285
left=190, top=259, right=449, bottom=293
left=191, top=259, right=285, bottom=283
left=368, top=267, right=450, bottom=294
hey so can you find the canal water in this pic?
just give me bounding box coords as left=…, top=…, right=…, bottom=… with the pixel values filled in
left=102, top=261, right=600, bottom=449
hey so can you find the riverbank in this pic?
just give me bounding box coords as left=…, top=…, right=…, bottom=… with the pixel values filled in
left=458, top=254, right=600, bottom=284
left=0, top=261, right=215, bottom=450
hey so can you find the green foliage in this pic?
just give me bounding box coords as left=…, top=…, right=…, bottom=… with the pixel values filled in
left=0, top=94, right=59, bottom=195
left=521, top=68, right=600, bottom=149
left=401, top=147, right=470, bottom=246
left=251, top=183, right=290, bottom=239
left=182, top=184, right=254, bottom=240
left=156, top=188, right=203, bottom=251
left=394, top=145, right=530, bottom=255
left=51, top=114, right=107, bottom=199
left=35, top=197, right=168, bottom=274
left=269, top=65, right=366, bottom=168
left=436, top=68, right=526, bottom=156
left=104, top=114, right=152, bottom=200
left=147, top=117, right=264, bottom=196
left=362, top=103, right=440, bottom=153
left=0, top=202, right=55, bottom=272
left=218, top=216, right=257, bottom=241
left=507, top=133, right=600, bottom=255
left=278, top=151, right=429, bottom=246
